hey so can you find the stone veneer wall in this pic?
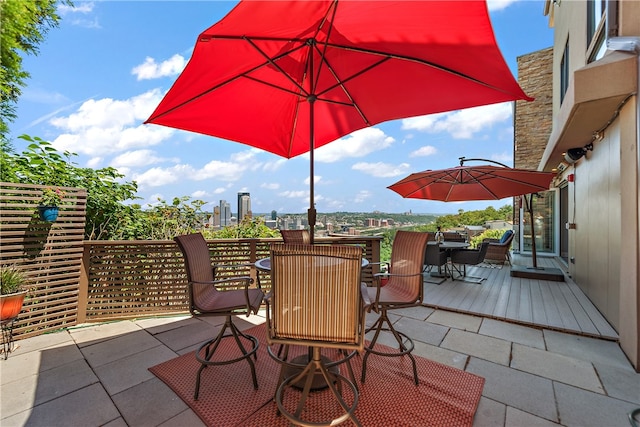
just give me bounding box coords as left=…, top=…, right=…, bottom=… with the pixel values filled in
left=513, top=47, right=553, bottom=250
left=514, top=47, right=553, bottom=170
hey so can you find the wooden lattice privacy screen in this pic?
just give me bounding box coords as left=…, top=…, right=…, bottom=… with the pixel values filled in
left=0, top=182, right=87, bottom=339
left=80, top=238, right=274, bottom=321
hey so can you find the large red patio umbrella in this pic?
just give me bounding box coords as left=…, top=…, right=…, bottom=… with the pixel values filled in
left=388, top=158, right=556, bottom=268
left=145, top=0, right=532, bottom=242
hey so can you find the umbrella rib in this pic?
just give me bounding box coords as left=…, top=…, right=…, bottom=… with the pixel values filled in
left=471, top=169, right=552, bottom=191
left=243, top=36, right=311, bottom=97
left=310, top=0, right=340, bottom=95
left=312, top=44, right=390, bottom=125
left=147, top=38, right=311, bottom=122
left=325, top=42, right=512, bottom=96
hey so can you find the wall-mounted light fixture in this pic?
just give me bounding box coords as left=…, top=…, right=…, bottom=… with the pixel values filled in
left=564, top=143, right=593, bottom=164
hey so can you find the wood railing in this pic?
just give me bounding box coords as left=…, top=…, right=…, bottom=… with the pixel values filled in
left=2, top=181, right=381, bottom=343
left=79, top=236, right=381, bottom=323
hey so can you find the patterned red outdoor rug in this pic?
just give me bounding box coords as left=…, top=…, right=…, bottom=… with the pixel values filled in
left=149, top=324, right=484, bottom=426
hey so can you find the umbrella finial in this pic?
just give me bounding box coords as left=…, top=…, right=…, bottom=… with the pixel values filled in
left=459, top=157, right=466, bottom=166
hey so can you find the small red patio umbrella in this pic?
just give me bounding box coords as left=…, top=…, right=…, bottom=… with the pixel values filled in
left=145, top=1, right=532, bottom=242
left=388, top=158, right=556, bottom=268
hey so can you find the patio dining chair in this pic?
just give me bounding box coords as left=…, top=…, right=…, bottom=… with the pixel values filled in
left=361, top=230, right=430, bottom=385
left=442, top=232, right=467, bottom=242
left=174, top=233, right=265, bottom=400
left=265, top=243, right=367, bottom=426
left=482, top=229, right=514, bottom=265
left=449, top=241, right=491, bottom=284
left=280, top=229, right=311, bottom=245
left=423, top=232, right=448, bottom=284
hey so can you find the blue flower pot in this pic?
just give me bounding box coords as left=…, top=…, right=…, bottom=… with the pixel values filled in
left=38, top=206, right=59, bottom=222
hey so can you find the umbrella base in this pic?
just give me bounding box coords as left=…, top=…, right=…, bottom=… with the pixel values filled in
left=510, top=265, right=565, bottom=282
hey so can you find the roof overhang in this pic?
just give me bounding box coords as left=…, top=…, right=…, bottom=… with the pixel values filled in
left=540, top=50, right=638, bottom=172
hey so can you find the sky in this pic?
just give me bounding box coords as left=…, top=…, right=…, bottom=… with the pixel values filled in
left=9, top=0, right=554, bottom=215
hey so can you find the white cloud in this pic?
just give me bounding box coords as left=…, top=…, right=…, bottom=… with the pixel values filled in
left=191, top=190, right=208, bottom=198
left=57, top=1, right=100, bottom=28
left=311, top=127, right=395, bottom=163
left=213, top=187, right=226, bottom=194
left=69, top=17, right=101, bottom=29
left=86, top=157, right=103, bottom=168
left=491, top=152, right=513, bottom=165
left=354, top=190, right=372, bottom=203
left=145, top=193, right=165, bottom=206
left=132, top=55, right=187, bottom=80
left=59, top=2, right=94, bottom=14
left=134, top=166, right=187, bottom=188
left=262, top=158, right=287, bottom=172
left=110, top=149, right=172, bottom=168
left=352, top=162, right=411, bottom=178
left=261, top=183, right=280, bottom=190
left=487, top=0, right=518, bottom=12
left=401, top=103, right=513, bottom=139
left=22, top=87, right=69, bottom=105
left=49, top=89, right=173, bottom=156
left=199, top=159, right=246, bottom=181
left=279, top=190, right=308, bottom=198
left=410, top=146, right=438, bottom=157
left=304, top=176, right=321, bottom=185
left=325, top=199, right=345, bottom=210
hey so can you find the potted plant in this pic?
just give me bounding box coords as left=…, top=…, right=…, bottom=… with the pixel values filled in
left=1, top=264, right=29, bottom=321
left=38, top=186, right=65, bottom=221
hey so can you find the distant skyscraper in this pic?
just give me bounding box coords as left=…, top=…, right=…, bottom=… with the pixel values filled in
left=213, top=206, right=220, bottom=228
left=220, top=200, right=231, bottom=226
left=237, top=192, right=250, bottom=221
left=271, top=210, right=277, bottom=220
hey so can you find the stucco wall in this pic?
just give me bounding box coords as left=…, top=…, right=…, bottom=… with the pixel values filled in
left=569, top=121, right=622, bottom=330
left=543, top=0, right=639, bottom=370
left=617, top=98, right=639, bottom=370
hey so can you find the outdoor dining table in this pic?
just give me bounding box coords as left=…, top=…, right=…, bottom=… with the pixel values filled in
left=436, top=241, right=471, bottom=250
left=427, top=241, right=470, bottom=279
left=255, top=257, right=369, bottom=272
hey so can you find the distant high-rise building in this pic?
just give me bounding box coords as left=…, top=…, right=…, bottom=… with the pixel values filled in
left=271, top=210, right=277, bottom=220
left=213, top=206, right=220, bottom=228
left=237, top=192, right=250, bottom=221
left=265, top=219, right=277, bottom=229
left=220, top=200, right=231, bottom=226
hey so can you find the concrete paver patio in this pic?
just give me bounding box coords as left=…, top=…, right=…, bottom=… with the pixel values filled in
left=1, top=306, right=638, bottom=426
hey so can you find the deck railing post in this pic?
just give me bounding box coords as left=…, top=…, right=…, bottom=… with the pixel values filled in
left=77, top=242, right=90, bottom=324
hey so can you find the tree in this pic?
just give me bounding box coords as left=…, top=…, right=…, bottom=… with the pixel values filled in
left=0, top=0, right=72, bottom=141
left=140, top=196, right=209, bottom=241
left=207, top=216, right=281, bottom=239
left=1, top=135, right=139, bottom=240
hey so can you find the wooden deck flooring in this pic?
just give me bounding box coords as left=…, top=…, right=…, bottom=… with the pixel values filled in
left=422, top=253, right=619, bottom=340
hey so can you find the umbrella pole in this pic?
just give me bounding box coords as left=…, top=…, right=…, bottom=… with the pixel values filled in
left=308, top=96, right=317, bottom=244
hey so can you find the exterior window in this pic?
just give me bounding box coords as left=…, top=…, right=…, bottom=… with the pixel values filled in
left=560, top=40, right=569, bottom=104
left=587, top=0, right=607, bottom=63
left=587, top=0, right=605, bottom=46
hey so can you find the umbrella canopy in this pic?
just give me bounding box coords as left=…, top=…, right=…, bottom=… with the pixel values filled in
left=387, top=165, right=555, bottom=202
left=145, top=0, right=532, bottom=239
left=388, top=160, right=556, bottom=268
